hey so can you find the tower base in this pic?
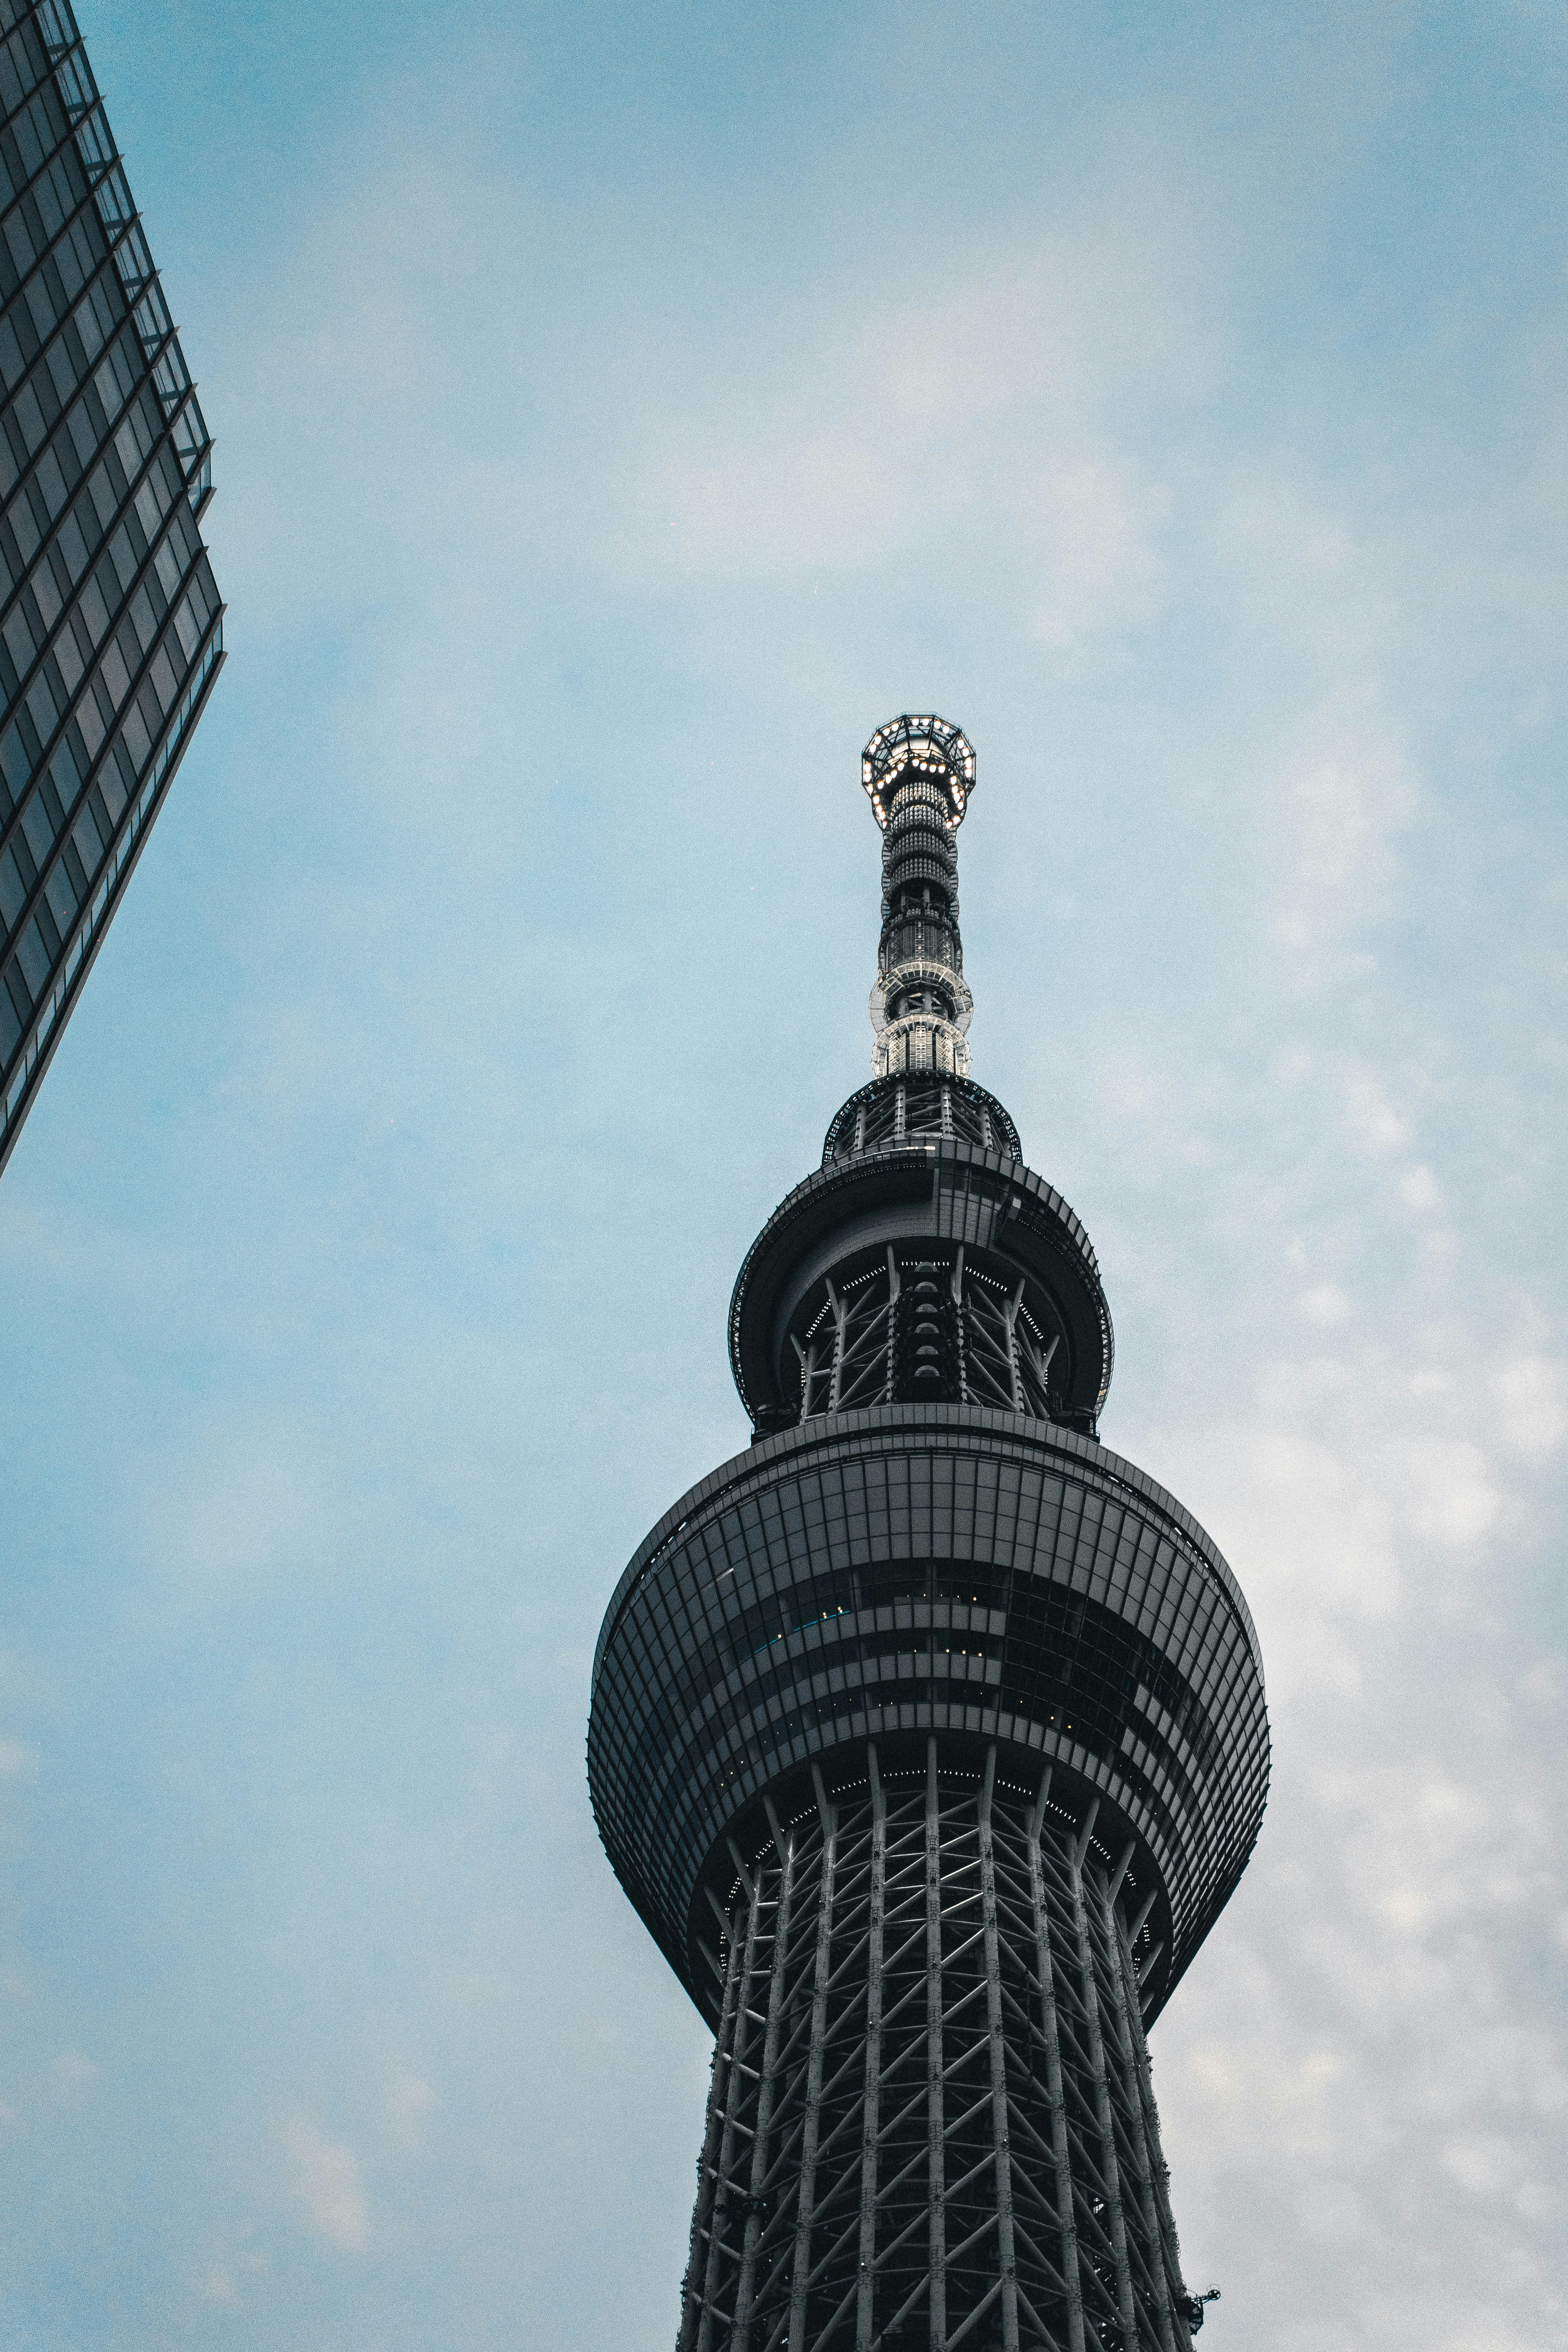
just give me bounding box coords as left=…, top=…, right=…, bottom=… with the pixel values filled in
left=680, top=1739, right=1198, bottom=2352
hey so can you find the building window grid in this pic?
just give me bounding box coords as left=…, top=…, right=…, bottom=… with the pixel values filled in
left=0, top=142, right=128, bottom=403
left=0, top=634, right=214, bottom=1016
left=0, top=22, right=214, bottom=651
left=1, top=515, right=217, bottom=994
left=2, top=611, right=218, bottom=1127
left=0, top=375, right=215, bottom=826
left=3, top=315, right=194, bottom=574
left=0, top=445, right=189, bottom=793
left=0, top=91, right=163, bottom=403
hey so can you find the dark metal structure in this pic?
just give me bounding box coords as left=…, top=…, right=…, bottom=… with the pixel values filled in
left=589, top=718, right=1269, bottom=2351
left=0, top=0, right=223, bottom=1177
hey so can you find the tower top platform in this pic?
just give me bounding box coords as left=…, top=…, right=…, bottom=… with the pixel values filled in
left=861, top=713, right=976, bottom=829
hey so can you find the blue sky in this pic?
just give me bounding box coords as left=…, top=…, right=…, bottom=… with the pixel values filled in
left=1, top=1, right=1566, bottom=2345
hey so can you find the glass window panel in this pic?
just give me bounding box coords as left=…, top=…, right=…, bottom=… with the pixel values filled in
left=64, top=397, right=95, bottom=471
left=73, top=285, right=101, bottom=361
left=4, top=956, right=33, bottom=1024
left=4, top=213, right=35, bottom=280
left=0, top=723, right=30, bottom=795
left=43, top=857, right=74, bottom=928
left=77, top=571, right=107, bottom=638
left=49, top=735, right=78, bottom=804
left=85, top=279, right=114, bottom=348
left=30, top=561, right=57, bottom=627
left=73, top=688, right=101, bottom=755
left=16, top=915, right=48, bottom=992
left=54, top=507, right=85, bottom=577
left=18, top=95, right=51, bottom=175
left=52, top=623, right=79, bottom=692
left=0, top=844, right=23, bottom=929
left=54, top=234, right=82, bottom=304
left=2, top=603, right=34, bottom=671
left=120, top=701, right=149, bottom=763
left=45, top=340, right=76, bottom=412
left=11, top=377, right=44, bottom=450
left=151, top=534, right=180, bottom=601
left=33, top=169, right=62, bottom=238
left=24, top=668, right=56, bottom=735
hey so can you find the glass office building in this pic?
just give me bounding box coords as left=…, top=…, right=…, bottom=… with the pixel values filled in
left=0, top=0, right=223, bottom=1178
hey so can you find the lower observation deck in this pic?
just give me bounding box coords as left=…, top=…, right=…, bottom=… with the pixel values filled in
left=588, top=1403, right=1268, bottom=2027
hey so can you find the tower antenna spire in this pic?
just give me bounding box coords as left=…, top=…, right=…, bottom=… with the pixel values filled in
left=862, top=713, right=977, bottom=1078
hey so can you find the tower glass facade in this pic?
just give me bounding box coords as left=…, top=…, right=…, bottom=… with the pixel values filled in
left=0, top=0, right=223, bottom=1177
left=588, top=720, right=1269, bottom=2350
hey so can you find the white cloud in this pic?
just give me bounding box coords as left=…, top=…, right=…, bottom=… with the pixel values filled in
left=1143, top=1212, right=1568, bottom=2345
left=284, top=2118, right=370, bottom=2254
left=1444, top=2131, right=1526, bottom=2200
left=1404, top=1436, right=1502, bottom=1548
left=191, top=2242, right=268, bottom=2308
left=628, top=232, right=1183, bottom=685
left=1339, top=1065, right=1411, bottom=1156
left=1491, top=1352, right=1568, bottom=1463
left=385, top=2067, right=436, bottom=2149
left=1401, top=1164, right=1440, bottom=1211
left=1025, top=455, right=1168, bottom=668
left=1271, top=727, right=1420, bottom=957
left=1298, top=1281, right=1351, bottom=1327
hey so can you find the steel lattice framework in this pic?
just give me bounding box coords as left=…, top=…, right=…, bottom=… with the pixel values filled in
left=589, top=719, right=1267, bottom=2351
left=683, top=1748, right=1194, bottom=2352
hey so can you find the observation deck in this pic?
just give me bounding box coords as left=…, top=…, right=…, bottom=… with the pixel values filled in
left=590, top=1401, right=1267, bottom=2027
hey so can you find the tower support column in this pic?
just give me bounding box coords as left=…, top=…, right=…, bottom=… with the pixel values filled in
left=1067, top=1817, right=1140, bottom=2352
left=925, top=1741, right=947, bottom=2350
left=855, top=1748, right=886, bottom=2352
left=1024, top=1769, right=1085, bottom=2352
left=681, top=1899, right=751, bottom=2352
left=788, top=1769, right=840, bottom=2352
left=686, top=1863, right=766, bottom=2352
left=977, top=1749, right=1020, bottom=2352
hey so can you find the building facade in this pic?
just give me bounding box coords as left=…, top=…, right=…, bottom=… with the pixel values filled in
left=588, top=718, right=1269, bottom=2351
left=0, top=0, right=223, bottom=1178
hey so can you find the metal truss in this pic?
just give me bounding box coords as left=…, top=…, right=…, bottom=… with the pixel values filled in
left=791, top=1249, right=1064, bottom=1426
left=678, top=1740, right=1196, bottom=2352
left=821, top=1078, right=1022, bottom=1168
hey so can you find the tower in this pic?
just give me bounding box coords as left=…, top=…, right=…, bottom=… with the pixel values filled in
left=0, top=0, right=223, bottom=1179
left=588, top=717, right=1269, bottom=2352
